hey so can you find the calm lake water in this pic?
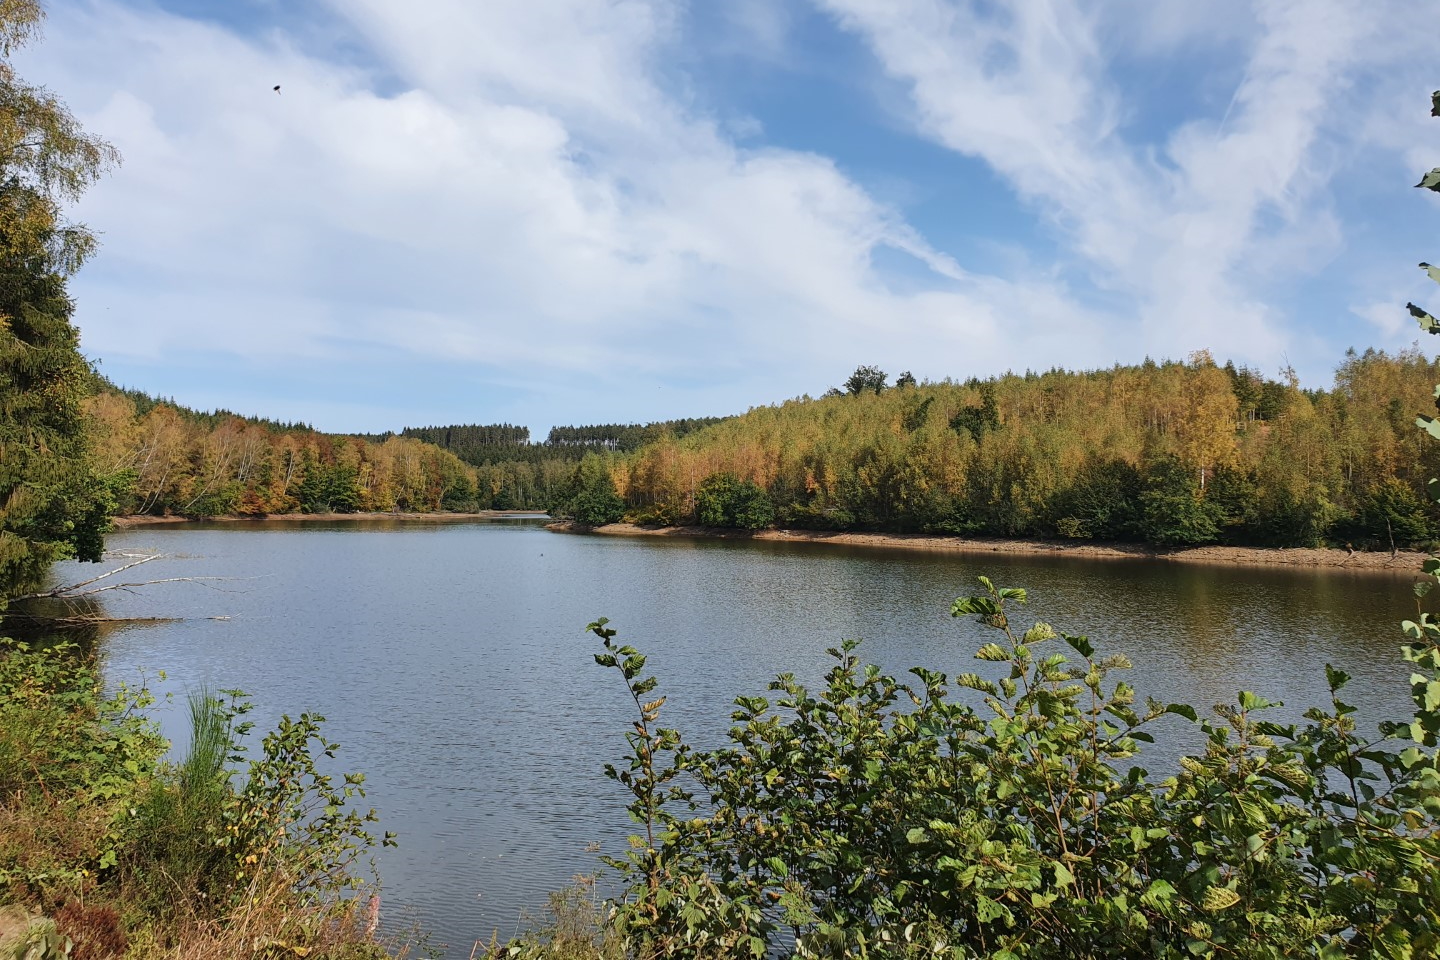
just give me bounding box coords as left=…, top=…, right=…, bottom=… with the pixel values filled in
left=59, top=519, right=1425, bottom=955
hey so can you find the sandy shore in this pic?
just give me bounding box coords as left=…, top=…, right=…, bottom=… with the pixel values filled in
left=546, top=521, right=1431, bottom=575
left=111, top=510, right=548, bottom=528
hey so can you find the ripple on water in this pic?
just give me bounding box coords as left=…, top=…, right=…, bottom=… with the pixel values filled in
left=67, top=521, right=1423, bottom=957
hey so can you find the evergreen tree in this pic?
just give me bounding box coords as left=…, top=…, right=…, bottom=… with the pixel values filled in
left=0, top=2, right=119, bottom=604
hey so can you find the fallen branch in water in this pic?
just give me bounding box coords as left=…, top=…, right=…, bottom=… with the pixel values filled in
left=13, top=553, right=162, bottom=600
left=6, top=553, right=257, bottom=628
left=12, top=553, right=256, bottom=603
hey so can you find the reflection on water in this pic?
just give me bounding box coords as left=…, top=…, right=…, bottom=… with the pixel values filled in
left=53, top=520, right=1424, bottom=956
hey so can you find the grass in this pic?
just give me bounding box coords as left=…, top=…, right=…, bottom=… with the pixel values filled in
left=0, top=641, right=411, bottom=959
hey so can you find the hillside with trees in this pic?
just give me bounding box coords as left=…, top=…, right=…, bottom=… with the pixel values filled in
left=389, top=417, right=730, bottom=512
left=547, top=350, right=1440, bottom=550
left=80, top=389, right=733, bottom=518
left=83, top=384, right=485, bottom=516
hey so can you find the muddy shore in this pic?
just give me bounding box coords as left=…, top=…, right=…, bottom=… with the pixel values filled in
left=108, top=513, right=1430, bottom=574
left=546, top=521, right=1431, bottom=575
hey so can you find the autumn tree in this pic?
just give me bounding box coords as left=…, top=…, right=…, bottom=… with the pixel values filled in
left=1172, top=351, right=1239, bottom=490
left=0, top=1, right=119, bottom=602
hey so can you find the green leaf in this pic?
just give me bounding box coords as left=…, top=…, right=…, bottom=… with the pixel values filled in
left=1054, top=861, right=1075, bottom=888
left=974, top=894, right=1011, bottom=925
left=1166, top=703, right=1199, bottom=722
left=1422, top=262, right=1440, bottom=286
left=1238, top=691, right=1273, bottom=711
left=1418, top=168, right=1440, bottom=192
left=952, top=596, right=999, bottom=617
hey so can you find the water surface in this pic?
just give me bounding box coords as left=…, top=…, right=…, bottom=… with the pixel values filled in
left=62, top=520, right=1424, bottom=955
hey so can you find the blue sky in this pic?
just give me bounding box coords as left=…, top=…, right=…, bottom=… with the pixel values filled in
left=24, top=0, right=1440, bottom=435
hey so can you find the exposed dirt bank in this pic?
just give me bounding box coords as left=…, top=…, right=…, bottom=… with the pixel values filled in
left=111, top=511, right=548, bottom=528
left=546, top=521, right=1430, bottom=576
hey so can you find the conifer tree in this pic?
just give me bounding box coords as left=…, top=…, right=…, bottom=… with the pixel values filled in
left=0, top=1, right=119, bottom=603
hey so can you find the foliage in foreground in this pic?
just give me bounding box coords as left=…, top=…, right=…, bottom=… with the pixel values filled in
left=498, top=577, right=1440, bottom=960
left=0, top=641, right=398, bottom=959
left=491, top=92, right=1440, bottom=959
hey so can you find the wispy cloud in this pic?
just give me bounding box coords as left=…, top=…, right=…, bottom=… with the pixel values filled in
left=815, top=0, right=1401, bottom=367
left=19, top=0, right=1440, bottom=431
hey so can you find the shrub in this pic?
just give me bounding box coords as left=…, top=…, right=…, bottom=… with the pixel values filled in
left=0, top=643, right=396, bottom=957
left=696, top=473, right=775, bottom=530
left=540, top=576, right=1440, bottom=959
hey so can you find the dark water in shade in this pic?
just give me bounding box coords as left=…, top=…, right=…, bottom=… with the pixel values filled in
left=58, top=519, right=1425, bottom=956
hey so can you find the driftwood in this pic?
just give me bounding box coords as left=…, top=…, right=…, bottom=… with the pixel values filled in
left=7, top=552, right=254, bottom=624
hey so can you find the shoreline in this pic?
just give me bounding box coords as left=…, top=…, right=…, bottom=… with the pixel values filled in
left=546, top=521, right=1430, bottom=575
left=111, top=510, right=549, bottom=528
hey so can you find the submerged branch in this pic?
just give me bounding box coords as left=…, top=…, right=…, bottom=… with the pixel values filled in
left=44, top=575, right=249, bottom=600
left=13, top=553, right=161, bottom=600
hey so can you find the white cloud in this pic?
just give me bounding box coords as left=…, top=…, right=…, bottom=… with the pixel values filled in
left=813, top=0, right=1423, bottom=368
left=27, top=0, right=1122, bottom=430
left=22, top=0, right=1438, bottom=432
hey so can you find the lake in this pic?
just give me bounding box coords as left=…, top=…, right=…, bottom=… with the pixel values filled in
left=59, top=518, right=1425, bottom=956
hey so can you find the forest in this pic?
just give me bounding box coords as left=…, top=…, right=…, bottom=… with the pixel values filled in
left=5, top=0, right=1440, bottom=951
left=547, top=349, right=1440, bottom=550
left=83, top=385, right=738, bottom=518
left=85, top=344, right=1440, bottom=554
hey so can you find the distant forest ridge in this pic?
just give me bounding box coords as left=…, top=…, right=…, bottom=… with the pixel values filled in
left=381, top=418, right=732, bottom=466
left=84, top=379, right=731, bottom=516
left=99, top=379, right=320, bottom=435
left=549, top=348, right=1440, bottom=550
left=89, top=347, right=1440, bottom=551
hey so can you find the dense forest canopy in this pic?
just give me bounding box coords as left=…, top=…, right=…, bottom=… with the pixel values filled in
left=81, top=390, right=730, bottom=517
left=545, top=349, right=1440, bottom=550
left=83, top=346, right=1440, bottom=551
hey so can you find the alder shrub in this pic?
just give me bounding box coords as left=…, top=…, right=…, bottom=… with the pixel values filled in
left=575, top=577, right=1440, bottom=960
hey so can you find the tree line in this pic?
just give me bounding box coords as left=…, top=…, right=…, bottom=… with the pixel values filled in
left=552, top=349, right=1440, bottom=550
left=84, top=387, right=485, bottom=516
left=78, top=393, right=738, bottom=518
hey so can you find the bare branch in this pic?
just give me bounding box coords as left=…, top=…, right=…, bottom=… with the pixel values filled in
left=11, top=554, right=161, bottom=601
left=10, top=553, right=262, bottom=609
left=53, top=575, right=247, bottom=600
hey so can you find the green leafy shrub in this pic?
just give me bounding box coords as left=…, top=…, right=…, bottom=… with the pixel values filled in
left=563, top=577, right=1440, bottom=959
left=1138, top=456, right=1222, bottom=546
left=555, top=454, right=626, bottom=526
left=1047, top=456, right=1142, bottom=540
left=0, top=643, right=395, bottom=956
left=696, top=473, right=774, bottom=530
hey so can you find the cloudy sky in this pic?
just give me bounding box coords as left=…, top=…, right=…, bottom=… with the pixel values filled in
left=24, top=0, right=1440, bottom=435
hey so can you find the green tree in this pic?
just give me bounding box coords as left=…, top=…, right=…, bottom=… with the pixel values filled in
left=696, top=472, right=774, bottom=529
left=949, top=381, right=999, bottom=441
left=1047, top=456, right=1142, bottom=540
left=561, top=453, right=625, bottom=526
left=0, top=1, right=120, bottom=604
left=1139, top=455, right=1221, bottom=546
left=843, top=365, right=887, bottom=396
